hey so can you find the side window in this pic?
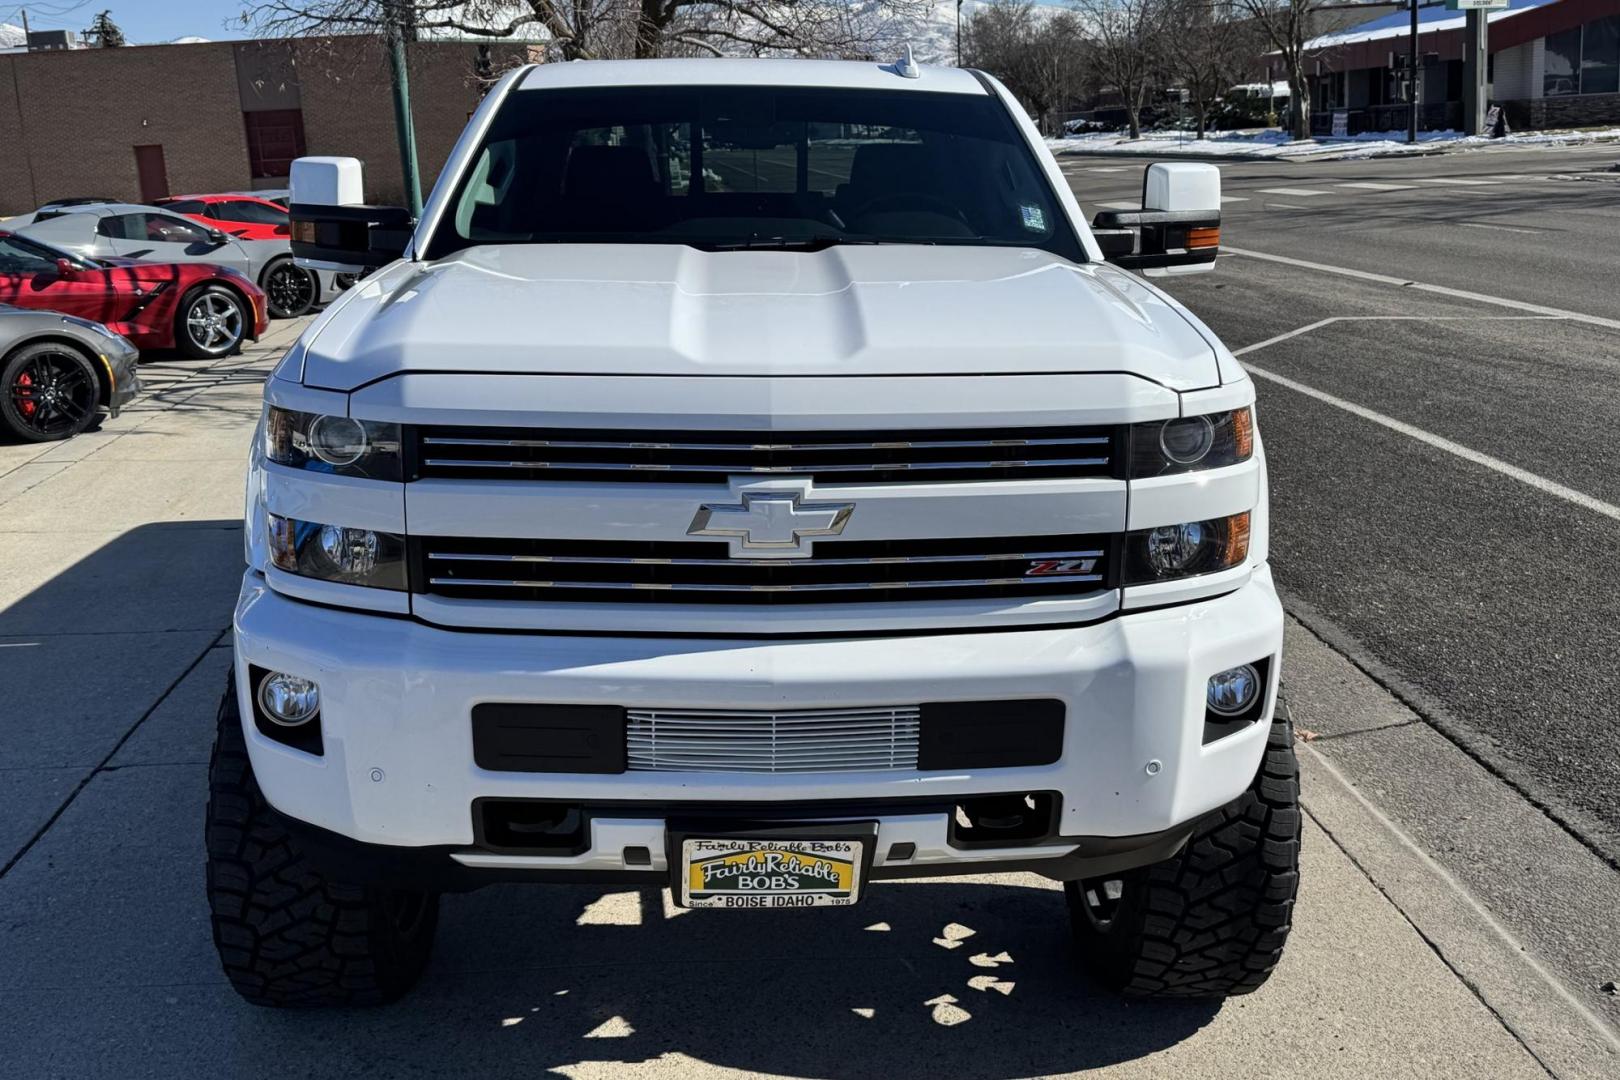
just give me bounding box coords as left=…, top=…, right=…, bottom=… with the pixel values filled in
left=146, top=214, right=215, bottom=244
left=0, top=237, right=57, bottom=274
left=162, top=199, right=207, bottom=215
left=215, top=200, right=287, bottom=226
left=96, top=214, right=134, bottom=239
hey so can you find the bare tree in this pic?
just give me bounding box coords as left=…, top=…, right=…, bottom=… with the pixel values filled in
left=963, top=0, right=1090, bottom=135
left=1161, top=0, right=1260, bottom=138
left=1070, top=0, right=1167, bottom=140
left=241, top=1, right=933, bottom=62
left=1232, top=0, right=1331, bottom=139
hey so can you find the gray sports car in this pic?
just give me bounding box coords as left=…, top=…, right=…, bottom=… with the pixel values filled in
left=0, top=303, right=140, bottom=442
left=12, top=203, right=342, bottom=319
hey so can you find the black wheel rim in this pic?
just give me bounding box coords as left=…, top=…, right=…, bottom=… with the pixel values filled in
left=385, top=891, right=429, bottom=938
left=1074, top=876, right=1128, bottom=934
left=266, top=263, right=316, bottom=317
left=8, top=351, right=95, bottom=438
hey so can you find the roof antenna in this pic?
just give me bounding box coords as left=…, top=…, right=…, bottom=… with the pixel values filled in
left=891, top=43, right=920, bottom=79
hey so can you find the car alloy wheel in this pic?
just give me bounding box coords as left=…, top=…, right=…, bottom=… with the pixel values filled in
left=186, top=292, right=245, bottom=354
left=265, top=260, right=318, bottom=318
left=4, top=347, right=98, bottom=441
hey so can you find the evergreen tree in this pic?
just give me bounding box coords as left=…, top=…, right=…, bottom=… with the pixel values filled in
left=85, top=10, right=127, bottom=48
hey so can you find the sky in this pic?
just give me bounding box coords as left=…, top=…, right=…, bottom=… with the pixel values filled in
left=1, top=0, right=1080, bottom=45
left=1, top=0, right=253, bottom=42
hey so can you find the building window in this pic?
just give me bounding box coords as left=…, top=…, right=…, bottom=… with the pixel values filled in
left=1583, top=15, right=1620, bottom=96
left=1544, top=28, right=1581, bottom=96
left=244, top=109, right=307, bottom=179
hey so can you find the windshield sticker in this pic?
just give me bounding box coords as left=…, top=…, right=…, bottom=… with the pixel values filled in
left=1020, top=204, right=1046, bottom=232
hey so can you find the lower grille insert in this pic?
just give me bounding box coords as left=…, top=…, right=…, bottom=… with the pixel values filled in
left=626, top=705, right=921, bottom=773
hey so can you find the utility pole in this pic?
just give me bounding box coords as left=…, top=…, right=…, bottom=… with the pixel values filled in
left=384, top=0, right=422, bottom=216
left=19, top=7, right=29, bottom=42
left=1407, top=0, right=1419, bottom=144
left=956, top=0, right=963, bottom=67
left=1462, top=8, right=1487, bottom=135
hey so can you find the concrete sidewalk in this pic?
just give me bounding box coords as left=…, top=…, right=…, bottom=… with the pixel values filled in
left=0, top=324, right=1605, bottom=1079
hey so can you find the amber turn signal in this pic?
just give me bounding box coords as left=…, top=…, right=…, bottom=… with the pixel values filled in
left=1186, top=226, right=1220, bottom=250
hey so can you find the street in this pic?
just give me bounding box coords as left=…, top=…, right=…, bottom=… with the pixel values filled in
left=2, top=142, right=1619, bottom=1078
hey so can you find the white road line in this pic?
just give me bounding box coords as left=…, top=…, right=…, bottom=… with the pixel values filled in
left=1405, top=177, right=1500, bottom=186
left=1336, top=182, right=1417, bottom=191
left=1224, top=245, right=1620, bottom=332
left=1096, top=201, right=1141, bottom=210
left=1234, top=319, right=1620, bottom=524
left=1087, top=166, right=1131, bottom=173
left=1221, top=196, right=1249, bottom=203
left=1264, top=202, right=1311, bottom=210
left=1459, top=222, right=1539, bottom=235
left=1256, top=187, right=1333, bottom=197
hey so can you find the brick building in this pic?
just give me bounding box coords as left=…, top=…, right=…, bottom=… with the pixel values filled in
left=1295, top=0, right=1619, bottom=135
left=0, top=36, right=539, bottom=217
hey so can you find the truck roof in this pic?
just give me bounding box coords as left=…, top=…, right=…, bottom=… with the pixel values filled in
left=515, top=57, right=988, bottom=96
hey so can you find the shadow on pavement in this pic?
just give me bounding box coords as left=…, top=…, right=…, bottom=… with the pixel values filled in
left=232, top=879, right=1221, bottom=1079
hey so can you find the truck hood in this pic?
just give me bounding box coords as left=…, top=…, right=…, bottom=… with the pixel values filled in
left=298, top=244, right=1220, bottom=392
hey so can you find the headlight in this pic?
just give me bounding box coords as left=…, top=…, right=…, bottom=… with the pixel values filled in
left=267, top=514, right=408, bottom=590
left=1129, top=408, right=1253, bottom=477
left=1123, top=512, right=1249, bottom=583
left=265, top=407, right=403, bottom=481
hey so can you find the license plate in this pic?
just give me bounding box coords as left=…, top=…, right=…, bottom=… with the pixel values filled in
left=681, top=837, right=864, bottom=909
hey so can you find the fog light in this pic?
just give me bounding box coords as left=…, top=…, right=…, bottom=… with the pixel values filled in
left=1206, top=664, right=1261, bottom=717
left=258, top=672, right=320, bottom=726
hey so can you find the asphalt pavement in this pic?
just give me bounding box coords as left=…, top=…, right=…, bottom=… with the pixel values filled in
left=1060, top=142, right=1620, bottom=1031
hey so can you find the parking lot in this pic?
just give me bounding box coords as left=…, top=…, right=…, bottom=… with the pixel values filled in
left=1, top=140, right=1618, bottom=1078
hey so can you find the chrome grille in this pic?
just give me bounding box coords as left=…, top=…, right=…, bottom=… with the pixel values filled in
left=416, top=533, right=1110, bottom=605
left=626, top=706, right=921, bottom=773
left=413, top=424, right=1117, bottom=484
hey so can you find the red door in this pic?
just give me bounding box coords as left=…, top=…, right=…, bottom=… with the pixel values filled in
left=134, top=144, right=169, bottom=204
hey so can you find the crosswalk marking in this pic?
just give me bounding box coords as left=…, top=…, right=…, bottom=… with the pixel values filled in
left=1337, top=182, right=1417, bottom=191
left=1256, top=187, right=1332, bottom=197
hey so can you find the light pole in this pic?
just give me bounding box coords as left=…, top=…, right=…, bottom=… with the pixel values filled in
left=384, top=0, right=423, bottom=216
left=1407, top=0, right=1419, bottom=144
left=956, top=0, right=963, bottom=66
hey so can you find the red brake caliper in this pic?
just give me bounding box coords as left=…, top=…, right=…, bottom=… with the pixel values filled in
left=16, top=372, right=35, bottom=417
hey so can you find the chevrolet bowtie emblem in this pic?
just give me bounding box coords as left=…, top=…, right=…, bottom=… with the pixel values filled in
left=687, top=487, right=854, bottom=559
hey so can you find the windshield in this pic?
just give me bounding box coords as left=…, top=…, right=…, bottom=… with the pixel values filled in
left=0, top=232, right=98, bottom=271
left=427, top=85, right=1082, bottom=261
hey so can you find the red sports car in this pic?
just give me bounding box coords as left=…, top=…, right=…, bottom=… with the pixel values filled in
left=0, top=230, right=268, bottom=358
left=154, top=193, right=292, bottom=242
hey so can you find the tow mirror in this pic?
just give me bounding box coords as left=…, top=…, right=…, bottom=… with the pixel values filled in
left=288, top=156, right=413, bottom=272
left=1092, top=162, right=1221, bottom=276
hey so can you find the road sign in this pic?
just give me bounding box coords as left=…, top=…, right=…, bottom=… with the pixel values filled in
left=1446, top=1, right=1508, bottom=10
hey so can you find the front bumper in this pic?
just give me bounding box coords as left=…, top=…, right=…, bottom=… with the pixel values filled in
left=233, top=567, right=1284, bottom=885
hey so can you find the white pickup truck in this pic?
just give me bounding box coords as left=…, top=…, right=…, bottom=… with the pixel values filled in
left=209, top=56, right=1297, bottom=1007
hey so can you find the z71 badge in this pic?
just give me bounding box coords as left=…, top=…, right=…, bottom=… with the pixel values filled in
left=1025, top=557, right=1098, bottom=577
